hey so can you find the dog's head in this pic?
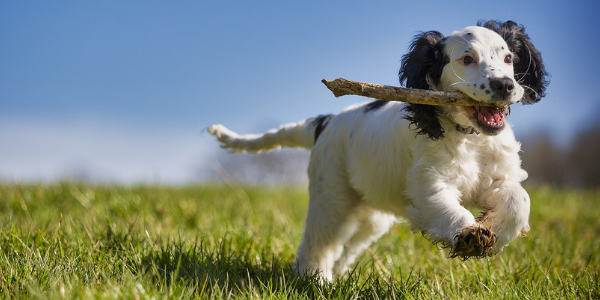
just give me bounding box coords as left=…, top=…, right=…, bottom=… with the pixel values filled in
left=400, top=21, right=549, bottom=139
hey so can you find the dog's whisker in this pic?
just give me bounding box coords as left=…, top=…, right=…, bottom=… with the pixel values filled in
left=514, top=72, right=530, bottom=78
left=514, top=72, right=534, bottom=85
left=520, top=44, right=534, bottom=84
left=449, top=47, right=468, bottom=84
left=454, top=38, right=471, bottom=47
left=478, top=68, right=488, bottom=77
left=448, top=81, right=472, bottom=88
left=521, top=84, right=540, bottom=98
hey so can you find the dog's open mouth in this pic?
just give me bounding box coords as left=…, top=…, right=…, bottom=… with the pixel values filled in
left=465, top=106, right=506, bottom=134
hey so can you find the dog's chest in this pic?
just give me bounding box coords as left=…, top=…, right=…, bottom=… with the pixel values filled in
left=445, top=137, right=508, bottom=203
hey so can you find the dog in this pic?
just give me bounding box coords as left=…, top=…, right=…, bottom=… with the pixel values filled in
left=208, top=20, right=548, bottom=281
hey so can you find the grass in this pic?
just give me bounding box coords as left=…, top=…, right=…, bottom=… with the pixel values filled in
left=0, top=182, right=598, bottom=299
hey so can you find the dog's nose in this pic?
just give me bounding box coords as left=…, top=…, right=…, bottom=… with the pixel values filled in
left=489, top=77, right=514, bottom=99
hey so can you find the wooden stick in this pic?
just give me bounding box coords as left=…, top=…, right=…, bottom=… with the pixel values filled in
left=322, top=78, right=510, bottom=107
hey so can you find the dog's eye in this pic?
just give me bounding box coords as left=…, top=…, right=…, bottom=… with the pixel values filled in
left=462, top=55, right=475, bottom=65
left=504, top=54, right=512, bottom=64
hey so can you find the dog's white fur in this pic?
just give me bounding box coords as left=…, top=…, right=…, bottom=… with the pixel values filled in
left=209, top=26, right=533, bottom=281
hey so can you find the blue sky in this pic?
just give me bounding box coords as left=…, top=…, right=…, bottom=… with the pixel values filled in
left=1, top=1, right=599, bottom=183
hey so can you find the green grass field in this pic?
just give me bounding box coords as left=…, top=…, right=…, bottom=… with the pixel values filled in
left=0, top=182, right=598, bottom=299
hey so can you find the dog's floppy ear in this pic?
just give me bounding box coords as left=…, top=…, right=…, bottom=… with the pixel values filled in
left=479, top=20, right=549, bottom=104
left=399, top=31, right=447, bottom=140
left=399, top=31, right=447, bottom=89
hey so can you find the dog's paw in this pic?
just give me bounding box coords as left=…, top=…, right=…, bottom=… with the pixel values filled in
left=449, top=225, right=497, bottom=259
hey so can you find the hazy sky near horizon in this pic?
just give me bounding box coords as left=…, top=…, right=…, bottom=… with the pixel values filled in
left=2, top=1, right=599, bottom=184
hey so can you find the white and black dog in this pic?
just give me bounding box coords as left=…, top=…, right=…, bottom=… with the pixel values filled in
left=209, top=20, right=548, bottom=281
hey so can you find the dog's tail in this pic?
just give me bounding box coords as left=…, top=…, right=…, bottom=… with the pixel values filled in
left=208, top=114, right=334, bottom=153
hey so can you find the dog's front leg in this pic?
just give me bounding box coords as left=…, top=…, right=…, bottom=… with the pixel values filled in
left=477, top=180, right=530, bottom=252
left=404, top=168, right=496, bottom=258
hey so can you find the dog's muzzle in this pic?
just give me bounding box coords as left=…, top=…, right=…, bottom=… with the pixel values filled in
left=489, top=77, right=515, bottom=100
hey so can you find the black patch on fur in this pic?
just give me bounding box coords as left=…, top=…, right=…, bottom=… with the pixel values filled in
left=364, top=100, right=388, bottom=113
left=399, top=31, right=447, bottom=90
left=312, top=114, right=334, bottom=143
left=478, top=20, right=550, bottom=104
left=480, top=84, right=485, bottom=89
left=399, top=31, right=447, bottom=140
left=402, top=104, right=445, bottom=141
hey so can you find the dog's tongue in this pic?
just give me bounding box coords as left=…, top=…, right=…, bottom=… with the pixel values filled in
left=477, top=107, right=505, bottom=126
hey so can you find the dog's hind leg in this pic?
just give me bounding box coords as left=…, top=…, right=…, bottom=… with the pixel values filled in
left=332, top=209, right=397, bottom=276
left=294, top=186, right=360, bottom=281
left=293, top=146, right=367, bottom=282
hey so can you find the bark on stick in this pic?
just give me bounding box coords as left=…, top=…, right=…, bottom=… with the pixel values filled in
left=322, top=78, right=510, bottom=107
